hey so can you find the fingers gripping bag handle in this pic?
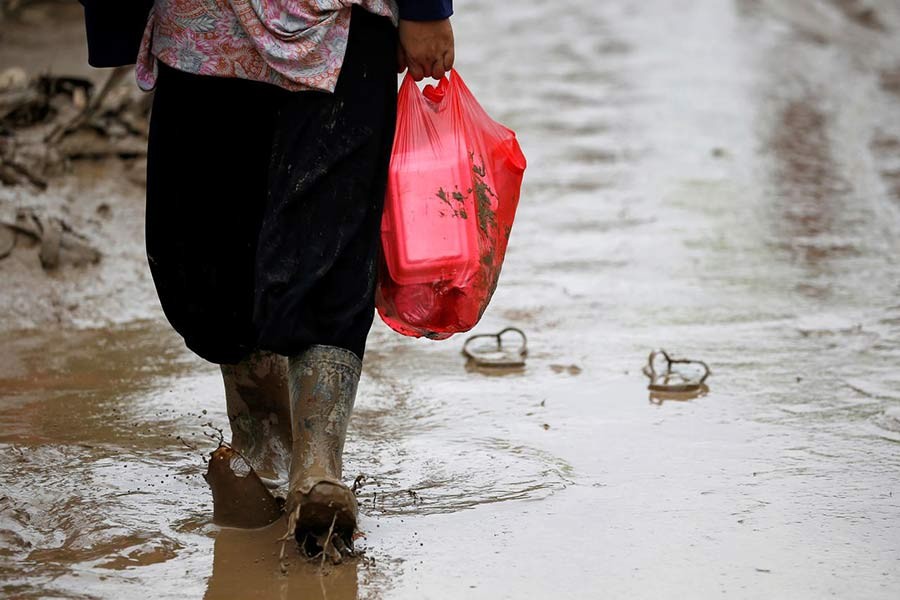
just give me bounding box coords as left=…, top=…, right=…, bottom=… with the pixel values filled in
left=377, top=70, right=527, bottom=339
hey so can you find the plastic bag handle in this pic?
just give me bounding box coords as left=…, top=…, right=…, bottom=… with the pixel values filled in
left=420, top=70, right=454, bottom=103
left=412, top=69, right=456, bottom=104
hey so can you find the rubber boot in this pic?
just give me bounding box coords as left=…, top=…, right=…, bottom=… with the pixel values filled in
left=205, top=352, right=291, bottom=528
left=284, top=345, right=360, bottom=546
left=220, top=351, right=292, bottom=494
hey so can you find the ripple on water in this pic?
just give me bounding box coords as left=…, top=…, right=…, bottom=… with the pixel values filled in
left=0, top=442, right=207, bottom=593
left=347, top=436, right=572, bottom=517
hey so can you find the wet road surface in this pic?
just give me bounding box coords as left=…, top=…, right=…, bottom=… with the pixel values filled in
left=2, top=0, right=900, bottom=598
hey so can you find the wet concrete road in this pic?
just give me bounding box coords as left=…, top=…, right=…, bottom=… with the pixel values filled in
left=3, top=0, right=900, bottom=598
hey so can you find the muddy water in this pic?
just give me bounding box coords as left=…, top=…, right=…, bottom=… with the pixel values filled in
left=3, top=0, right=900, bottom=598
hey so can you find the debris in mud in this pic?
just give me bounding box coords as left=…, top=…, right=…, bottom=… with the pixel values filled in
left=642, top=349, right=711, bottom=401
left=831, top=0, right=886, bottom=31
left=0, top=65, right=149, bottom=189
left=881, top=66, right=900, bottom=97
left=351, top=474, right=367, bottom=493
left=0, top=207, right=101, bottom=269
left=0, top=221, right=14, bottom=258
left=462, top=327, right=528, bottom=369
left=550, top=363, right=582, bottom=375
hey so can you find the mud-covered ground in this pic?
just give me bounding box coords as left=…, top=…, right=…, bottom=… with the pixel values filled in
left=0, top=1, right=155, bottom=330
left=2, top=0, right=900, bottom=598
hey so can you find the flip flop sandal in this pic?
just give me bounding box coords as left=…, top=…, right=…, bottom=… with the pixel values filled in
left=3, top=210, right=100, bottom=269
left=642, top=349, right=710, bottom=393
left=462, top=327, right=528, bottom=368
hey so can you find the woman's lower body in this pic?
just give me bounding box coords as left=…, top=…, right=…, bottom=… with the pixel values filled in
left=144, top=8, right=397, bottom=549
left=146, top=8, right=396, bottom=365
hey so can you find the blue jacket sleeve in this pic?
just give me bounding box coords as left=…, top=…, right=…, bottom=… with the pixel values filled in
left=79, top=0, right=154, bottom=68
left=396, top=0, right=453, bottom=21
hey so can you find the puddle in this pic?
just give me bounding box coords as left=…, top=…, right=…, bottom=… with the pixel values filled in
left=2, top=0, right=900, bottom=598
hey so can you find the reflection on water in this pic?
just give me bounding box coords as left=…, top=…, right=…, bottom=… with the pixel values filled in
left=770, top=100, right=851, bottom=267
left=648, top=386, right=709, bottom=406
left=205, top=523, right=359, bottom=600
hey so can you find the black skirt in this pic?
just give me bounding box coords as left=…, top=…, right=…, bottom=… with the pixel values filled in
left=145, top=8, right=397, bottom=364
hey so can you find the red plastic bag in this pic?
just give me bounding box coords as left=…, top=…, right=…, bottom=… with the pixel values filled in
left=377, top=70, right=526, bottom=339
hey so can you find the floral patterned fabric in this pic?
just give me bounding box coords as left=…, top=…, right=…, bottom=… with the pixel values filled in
left=137, top=0, right=398, bottom=92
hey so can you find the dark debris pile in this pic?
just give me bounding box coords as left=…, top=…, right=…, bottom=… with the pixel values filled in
left=0, top=66, right=150, bottom=190
left=0, top=65, right=150, bottom=270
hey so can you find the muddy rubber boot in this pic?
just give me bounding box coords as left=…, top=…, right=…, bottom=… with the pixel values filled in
left=284, top=345, right=361, bottom=547
left=204, top=352, right=291, bottom=529
left=220, top=351, right=293, bottom=493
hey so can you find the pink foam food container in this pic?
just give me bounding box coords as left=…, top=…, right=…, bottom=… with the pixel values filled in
left=381, top=147, right=481, bottom=286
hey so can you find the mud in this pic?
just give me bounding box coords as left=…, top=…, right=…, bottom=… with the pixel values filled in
left=0, top=2, right=154, bottom=331
left=204, top=445, right=282, bottom=529
left=3, top=0, right=900, bottom=598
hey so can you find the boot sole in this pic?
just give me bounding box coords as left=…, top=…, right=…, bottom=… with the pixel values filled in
left=291, top=481, right=358, bottom=541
